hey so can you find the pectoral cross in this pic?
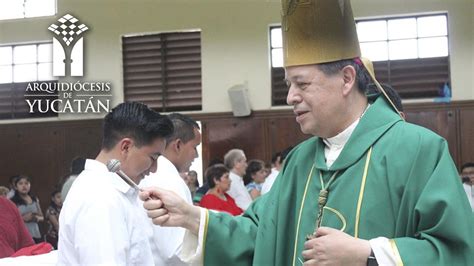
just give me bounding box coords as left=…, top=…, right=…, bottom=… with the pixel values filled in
left=306, top=170, right=338, bottom=240
left=306, top=189, right=328, bottom=240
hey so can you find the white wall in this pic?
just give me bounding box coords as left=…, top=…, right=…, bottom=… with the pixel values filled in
left=0, top=0, right=473, bottom=124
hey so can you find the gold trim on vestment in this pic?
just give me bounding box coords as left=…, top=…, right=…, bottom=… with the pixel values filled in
left=360, top=58, right=405, bottom=120
left=321, top=206, right=347, bottom=232
left=354, top=146, right=373, bottom=238
left=202, top=209, right=209, bottom=265
left=389, top=239, right=404, bottom=266
left=292, top=146, right=373, bottom=265
left=292, top=165, right=315, bottom=266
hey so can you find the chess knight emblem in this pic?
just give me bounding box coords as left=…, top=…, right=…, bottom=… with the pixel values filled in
left=48, top=14, right=89, bottom=77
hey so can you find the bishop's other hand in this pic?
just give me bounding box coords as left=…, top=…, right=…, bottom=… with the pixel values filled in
left=301, top=226, right=371, bottom=266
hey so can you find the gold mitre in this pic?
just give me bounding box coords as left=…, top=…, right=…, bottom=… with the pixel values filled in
left=281, top=0, right=361, bottom=67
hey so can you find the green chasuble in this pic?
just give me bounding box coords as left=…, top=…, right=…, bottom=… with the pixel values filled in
left=203, top=96, right=474, bottom=265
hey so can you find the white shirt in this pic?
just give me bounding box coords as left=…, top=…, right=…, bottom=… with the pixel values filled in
left=57, top=159, right=154, bottom=266
left=139, top=156, right=193, bottom=266
left=227, top=171, right=252, bottom=210
left=463, top=183, right=474, bottom=211
left=261, top=168, right=279, bottom=195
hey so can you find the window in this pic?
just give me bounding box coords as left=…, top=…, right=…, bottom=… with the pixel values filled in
left=0, top=43, right=54, bottom=84
left=357, top=14, right=450, bottom=98
left=269, top=13, right=450, bottom=104
left=269, top=26, right=287, bottom=106
left=357, top=15, right=448, bottom=61
left=0, top=43, right=57, bottom=119
left=0, top=0, right=56, bottom=20
left=122, top=31, right=202, bottom=112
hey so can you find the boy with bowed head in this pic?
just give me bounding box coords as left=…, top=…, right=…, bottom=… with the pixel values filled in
left=58, top=102, right=173, bottom=265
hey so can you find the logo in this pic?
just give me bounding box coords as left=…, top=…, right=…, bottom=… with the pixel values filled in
left=48, top=14, right=89, bottom=77
left=24, top=13, right=111, bottom=115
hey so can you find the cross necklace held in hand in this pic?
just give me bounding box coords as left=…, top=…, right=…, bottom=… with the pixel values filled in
left=306, top=170, right=339, bottom=240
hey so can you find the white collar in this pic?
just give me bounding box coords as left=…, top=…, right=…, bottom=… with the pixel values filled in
left=323, top=119, right=358, bottom=148
left=323, top=104, right=370, bottom=149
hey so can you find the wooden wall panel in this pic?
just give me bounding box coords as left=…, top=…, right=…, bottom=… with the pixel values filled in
left=195, top=110, right=309, bottom=169
left=405, top=109, right=459, bottom=165
left=202, top=117, right=267, bottom=168
left=0, top=100, right=473, bottom=228
left=0, top=120, right=103, bottom=223
left=267, top=116, right=310, bottom=156
left=459, top=108, right=474, bottom=165
left=1, top=126, right=61, bottom=207
left=62, top=122, right=103, bottom=178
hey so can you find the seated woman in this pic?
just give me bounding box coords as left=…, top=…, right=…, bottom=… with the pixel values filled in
left=199, top=164, right=243, bottom=216
left=244, top=160, right=267, bottom=200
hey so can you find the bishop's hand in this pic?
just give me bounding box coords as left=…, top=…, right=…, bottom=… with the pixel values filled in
left=301, top=227, right=371, bottom=266
left=139, top=187, right=201, bottom=234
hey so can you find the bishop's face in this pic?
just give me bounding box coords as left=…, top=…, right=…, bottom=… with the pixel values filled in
left=285, top=64, right=347, bottom=138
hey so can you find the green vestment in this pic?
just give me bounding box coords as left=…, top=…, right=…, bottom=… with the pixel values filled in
left=203, top=96, right=474, bottom=265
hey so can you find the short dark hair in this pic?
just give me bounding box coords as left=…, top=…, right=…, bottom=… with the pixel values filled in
left=11, top=175, right=37, bottom=206
left=71, top=157, right=86, bottom=175
left=205, top=164, right=229, bottom=189
left=208, top=158, right=224, bottom=168
left=367, top=83, right=403, bottom=112
left=166, top=113, right=200, bottom=147
left=271, top=152, right=282, bottom=164
left=13, top=175, right=30, bottom=187
left=188, top=170, right=199, bottom=187
left=317, top=59, right=371, bottom=94
left=50, top=189, right=62, bottom=209
left=461, top=162, right=474, bottom=172
left=244, top=160, right=264, bottom=185
left=102, top=102, right=174, bottom=150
